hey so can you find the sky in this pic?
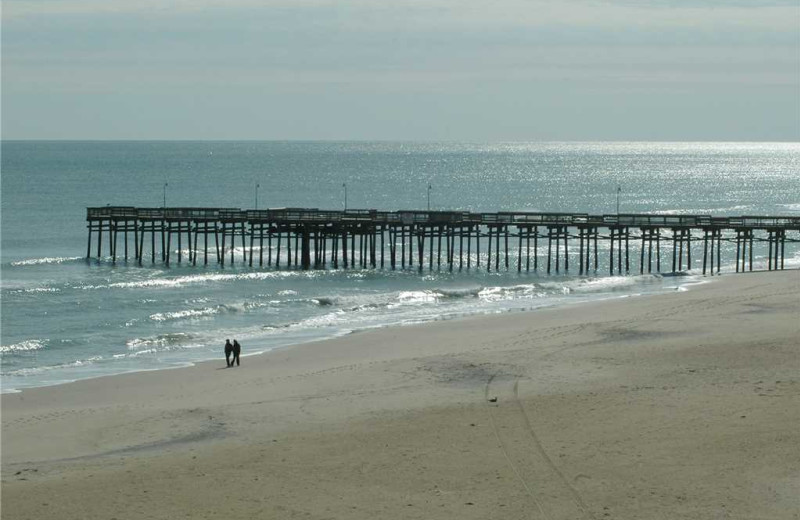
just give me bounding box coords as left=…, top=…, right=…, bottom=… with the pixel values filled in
left=2, top=0, right=799, bottom=141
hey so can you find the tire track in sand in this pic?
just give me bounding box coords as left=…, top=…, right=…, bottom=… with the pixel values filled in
left=485, top=374, right=595, bottom=520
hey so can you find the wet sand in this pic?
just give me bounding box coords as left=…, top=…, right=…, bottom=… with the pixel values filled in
left=2, top=270, right=799, bottom=519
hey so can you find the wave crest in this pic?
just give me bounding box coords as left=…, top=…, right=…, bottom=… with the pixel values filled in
left=10, top=256, right=82, bottom=267
left=149, top=308, right=219, bottom=322
left=436, top=286, right=483, bottom=299
left=84, top=270, right=315, bottom=291
left=0, top=339, right=46, bottom=353
left=126, top=332, right=199, bottom=350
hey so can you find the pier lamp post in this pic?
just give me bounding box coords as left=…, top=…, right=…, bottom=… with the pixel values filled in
left=255, top=183, right=260, bottom=210
left=343, top=183, right=348, bottom=211
left=163, top=182, right=168, bottom=208
left=427, top=183, right=432, bottom=211
left=616, top=186, right=621, bottom=215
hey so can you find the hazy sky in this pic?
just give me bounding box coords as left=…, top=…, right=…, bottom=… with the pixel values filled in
left=2, top=0, right=798, bottom=141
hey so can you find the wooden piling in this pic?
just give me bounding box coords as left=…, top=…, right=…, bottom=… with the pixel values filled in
left=495, top=226, right=501, bottom=272
left=417, top=229, right=424, bottom=272
left=476, top=226, right=480, bottom=268
left=467, top=226, right=472, bottom=269
left=112, top=223, right=118, bottom=263
left=486, top=227, right=493, bottom=272
left=609, top=228, right=615, bottom=275
left=164, top=223, right=171, bottom=266
left=504, top=227, right=509, bottom=270
left=526, top=226, right=532, bottom=272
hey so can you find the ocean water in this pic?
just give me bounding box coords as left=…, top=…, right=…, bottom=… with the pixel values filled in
left=2, top=141, right=799, bottom=393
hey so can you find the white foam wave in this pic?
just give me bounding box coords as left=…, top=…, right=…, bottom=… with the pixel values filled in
left=147, top=300, right=279, bottom=323
left=0, top=339, right=46, bottom=353
left=129, top=348, right=159, bottom=357
left=478, top=283, right=547, bottom=301
left=436, top=286, right=483, bottom=299
left=5, top=356, right=103, bottom=376
left=290, top=310, right=347, bottom=328
left=82, top=270, right=309, bottom=290
left=4, top=286, right=61, bottom=294
left=10, top=256, right=83, bottom=267
left=126, top=332, right=199, bottom=350
left=272, top=297, right=338, bottom=308
left=394, top=290, right=440, bottom=306
left=569, top=276, right=641, bottom=293
left=149, top=307, right=219, bottom=322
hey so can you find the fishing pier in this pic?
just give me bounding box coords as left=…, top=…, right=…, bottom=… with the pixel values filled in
left=86, top=207, right=799, bottom=275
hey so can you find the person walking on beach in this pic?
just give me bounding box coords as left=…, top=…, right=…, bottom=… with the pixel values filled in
left=224, top=339, right=234, bottom=367
left=232, top=339, right=242, bottom=367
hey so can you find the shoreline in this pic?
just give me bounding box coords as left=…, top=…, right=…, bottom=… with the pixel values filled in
left=1, top=271, right=705, bottom=395
left=3, top=269, right=799, bottom=519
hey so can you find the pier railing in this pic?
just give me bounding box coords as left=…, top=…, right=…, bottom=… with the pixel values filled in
left=87, top=206, right=800, bottom=229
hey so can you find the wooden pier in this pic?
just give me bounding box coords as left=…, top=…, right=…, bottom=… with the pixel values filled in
left=86, top=207, right=800, bottom=275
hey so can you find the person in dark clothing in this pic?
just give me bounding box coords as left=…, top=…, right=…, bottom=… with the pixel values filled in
left=224, top=339, right=233, bottom=367
left=232, top=339, right=242, bottom=366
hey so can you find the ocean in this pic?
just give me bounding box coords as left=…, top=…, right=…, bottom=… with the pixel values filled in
left=2, top=141, right=799, bottom=393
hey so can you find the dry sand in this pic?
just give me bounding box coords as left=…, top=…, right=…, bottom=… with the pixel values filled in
left=2, top=270, right=799, bottom=519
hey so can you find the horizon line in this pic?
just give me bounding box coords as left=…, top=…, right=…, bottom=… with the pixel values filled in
left=3, top=138, right=799, bottom=144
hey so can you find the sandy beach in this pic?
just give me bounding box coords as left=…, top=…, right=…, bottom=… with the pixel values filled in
left=2, top=270, right=799, bottom=519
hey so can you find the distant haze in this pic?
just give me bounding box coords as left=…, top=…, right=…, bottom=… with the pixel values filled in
left=2, top=0, right=798, bottom=141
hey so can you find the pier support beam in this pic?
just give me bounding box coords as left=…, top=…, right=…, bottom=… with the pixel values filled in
left=702, top=228, right=722, bottom=275
left=301, top=226, right=311, bottom=270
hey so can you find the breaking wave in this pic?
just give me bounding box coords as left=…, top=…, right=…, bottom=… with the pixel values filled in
left=9, top=256, right=83, bottom=267
left=1, top=339, right=47, bottom=353
left=149, top=307, right=220, bottom=322
left=126, top=332, right=201, bottom=350
left=81, top=270, right=321, bottom=291
left=4, top=356, right=104, bottom=377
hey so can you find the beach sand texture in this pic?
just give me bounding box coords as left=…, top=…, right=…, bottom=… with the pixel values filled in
left=2, top=270, right=799, bottom=519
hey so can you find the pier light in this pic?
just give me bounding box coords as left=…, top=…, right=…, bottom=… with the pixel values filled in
left=163, top=182, right=168, bottom=208
left=427, top=183, right=433, bottom=211
left=343, top=183, right=348, bottom=211
left=255, top=183, right=260, bottom=210
left=616, top=186, right=621, bottom=215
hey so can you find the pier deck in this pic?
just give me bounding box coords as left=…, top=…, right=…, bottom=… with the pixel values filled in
left=87, top=207, right=800, bottom=275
